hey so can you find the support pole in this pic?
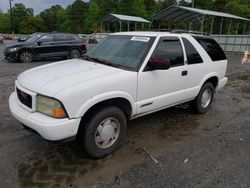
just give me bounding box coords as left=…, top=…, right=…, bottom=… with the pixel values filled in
left=120, top=21, right=122, bottom=32
left=239, top=22, right=246, bottom=53
left=225, top=19, right=232, bottom=52
left=189, top=22, right=192, bottom=31
left=201, top=16, right=204, bottom=33
left=135, top=23, right=137, bottom=31
left=9, top=0, right=14, bottom=34
left=218, top=18, right=224, bottom=44
left=210, top=17, right=214, bottom=35
left=245, top=24, right=250, bottom=51
left=233, top=21, right=240, bottom=53
left=127, top=22, right=130, bottom=31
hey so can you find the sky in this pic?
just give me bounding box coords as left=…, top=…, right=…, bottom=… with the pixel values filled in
left=0, top=0, right=89, bottom=15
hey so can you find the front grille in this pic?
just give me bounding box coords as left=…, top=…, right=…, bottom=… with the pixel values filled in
left=16, top=88, right=32, bottom=108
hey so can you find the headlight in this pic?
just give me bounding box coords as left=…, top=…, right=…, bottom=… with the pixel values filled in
left=9, top=47, right=18, bottom=52
left=36, top=95, right=67, bottom=118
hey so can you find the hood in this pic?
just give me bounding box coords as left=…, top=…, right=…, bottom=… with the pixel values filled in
left=5, top=41, right=31, bottom=49
left=17, top=59, right=123, bottom=96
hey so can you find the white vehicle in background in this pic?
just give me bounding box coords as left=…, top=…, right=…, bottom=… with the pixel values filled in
left=9, top=31, right=228, bottom=158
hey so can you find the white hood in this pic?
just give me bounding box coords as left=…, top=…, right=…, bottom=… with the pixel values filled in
left=17, top=59, right=122, bottom=96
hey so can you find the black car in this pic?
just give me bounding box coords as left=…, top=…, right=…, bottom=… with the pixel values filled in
left=4, top=33, right=87, bottom=63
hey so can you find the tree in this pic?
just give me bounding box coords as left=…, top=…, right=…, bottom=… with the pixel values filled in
left=91, top=0, right=119, bottom=16
left=133, top=0, right=147, bottom=18
left=39, top=5, right=65, bottom=32
left=19, top=16, right=46, bottom=34
left=66, top=0, right=88, bottom=33
left=85, top=2, right=101, bottom=33
left=0, top=13, right=11, bottom=33
left=11, top=3, right=33, bottom=33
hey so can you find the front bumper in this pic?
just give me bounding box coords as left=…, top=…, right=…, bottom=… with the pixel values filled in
left=4, top=50, right=18, bottom=62
left=9, top=92, right=81, bottom=141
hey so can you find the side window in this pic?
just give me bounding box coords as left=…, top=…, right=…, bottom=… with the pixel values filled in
left=182, top=38, right=203, bottom=64
left=67, top=34, right=77, bottom=41
left=152, top=37, right=184, bottom=67
left=194, top=36, right=226, bottom=61
left=38, top=35, right=53, bottom=43
left=54, top=34, right=67, bottom=42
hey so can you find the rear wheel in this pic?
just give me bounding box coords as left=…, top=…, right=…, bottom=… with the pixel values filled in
left=69, top=49, right=81, bottom=59
left=20, top=51, right=33, bottom=63
left=190, top=82, right=214, bottom=114
left=81, top=106, right=127, bottom=158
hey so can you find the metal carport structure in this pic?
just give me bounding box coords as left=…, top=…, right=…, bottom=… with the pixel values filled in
left=101, top=13, right=150, bottom=32
left=149, top=5, right=249, bottom=35
left=149, top=5, right=250, bottom=52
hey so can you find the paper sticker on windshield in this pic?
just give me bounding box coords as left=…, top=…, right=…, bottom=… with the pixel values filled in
left=131, top=36, right=150, bottom=42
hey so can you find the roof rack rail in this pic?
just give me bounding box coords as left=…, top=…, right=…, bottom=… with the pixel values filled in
left=171, top=29, right=209, bottom=36
left=150, top=29, right=171, bottom=32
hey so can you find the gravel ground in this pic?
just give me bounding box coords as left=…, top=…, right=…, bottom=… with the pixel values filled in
left=0, top=43, right=249, bottom=188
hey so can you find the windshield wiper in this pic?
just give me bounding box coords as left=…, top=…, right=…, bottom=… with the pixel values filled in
left=83, top=55, right=118, bottom=68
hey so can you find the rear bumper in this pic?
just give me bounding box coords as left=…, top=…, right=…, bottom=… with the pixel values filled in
left=9, top=92, right=81, bottom=141
left=216, top=77, right=228, bottom=91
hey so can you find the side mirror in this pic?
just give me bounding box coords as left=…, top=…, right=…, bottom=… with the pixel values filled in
left=148, top=58, right=170, bottom=70
left=37, top=41, right=42, bottom=46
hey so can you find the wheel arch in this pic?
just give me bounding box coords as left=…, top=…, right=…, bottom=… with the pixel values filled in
left=199, top=73, right=219, bottom=91
left=75, top=91, right=136, bottom=120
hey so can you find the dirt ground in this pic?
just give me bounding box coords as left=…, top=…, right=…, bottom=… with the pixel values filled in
left=0, top=43, right=249, bottom=188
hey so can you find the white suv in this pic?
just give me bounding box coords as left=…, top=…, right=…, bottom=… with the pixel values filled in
left=9, top=32, right=228, bottom=158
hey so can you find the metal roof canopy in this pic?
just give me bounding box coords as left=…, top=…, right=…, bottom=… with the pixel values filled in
left=149, top=5, right=250, bottom=53
left=102, top=13, right=150, bottom=23
left=149, top=5, right=250, bottom=23
left=101, top=13, right=150, bottom=32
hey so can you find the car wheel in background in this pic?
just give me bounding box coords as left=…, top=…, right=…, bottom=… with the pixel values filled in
left=20, top=51, right=33, bottom=63
left=69, top=49, right=81, bottom=59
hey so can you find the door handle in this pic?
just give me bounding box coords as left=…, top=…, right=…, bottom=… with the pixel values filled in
left=182, top=70, right=188, bottom=76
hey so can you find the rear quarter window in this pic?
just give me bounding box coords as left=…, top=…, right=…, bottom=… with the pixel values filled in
left=182, top=37, right=203, bottom=64
left=193, top=36, right=226, bottom=61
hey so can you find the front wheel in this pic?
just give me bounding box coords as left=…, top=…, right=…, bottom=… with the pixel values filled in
left=81, top=106, right=127, bottom=158
left=190, top=82, right=214, bottom=114
left=20, top=51, right=33, bottom=63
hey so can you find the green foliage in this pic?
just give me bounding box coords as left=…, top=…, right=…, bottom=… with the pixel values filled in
left=19, top=16, right=46, bottom=34
left=85, top=2, right=101, bottom=33
left=0, top=0, right=249, bottom=34
left=0, top=13, right=10, bottom=33
left=66, top=0, right=88, bottom=33
left=11, top=3, right=33, bottom=33
left=39, top=5, right=64, bottom=32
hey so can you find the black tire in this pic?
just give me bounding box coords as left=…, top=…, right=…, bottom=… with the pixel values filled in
left=69, top=48, right=81, bottom=59
left=81, top=106, right=127, bottom=158
left=190, top=82, right=214, bottom=114
left=20, top=51, right=33, bottom=63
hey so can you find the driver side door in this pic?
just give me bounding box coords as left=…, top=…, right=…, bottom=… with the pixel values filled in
left=137, top=37, right=188, bottom=115
left=34, top=34, right=55, bottom=58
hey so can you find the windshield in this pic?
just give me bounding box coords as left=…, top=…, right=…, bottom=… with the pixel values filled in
left=25, top=34, right=42, bottom=43
left=85, top=35, right=155, bottom=70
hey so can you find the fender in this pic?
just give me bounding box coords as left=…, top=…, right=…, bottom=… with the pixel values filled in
left=75, top=91, right=136, bottom=118
left=198, top=72, right=219, bottom=89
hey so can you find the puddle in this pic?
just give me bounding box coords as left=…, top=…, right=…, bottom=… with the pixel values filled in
left=17, top=106, right=201, bottom=187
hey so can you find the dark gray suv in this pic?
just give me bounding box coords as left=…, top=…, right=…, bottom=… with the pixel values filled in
left=4, top=33, right=87, bottom=63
